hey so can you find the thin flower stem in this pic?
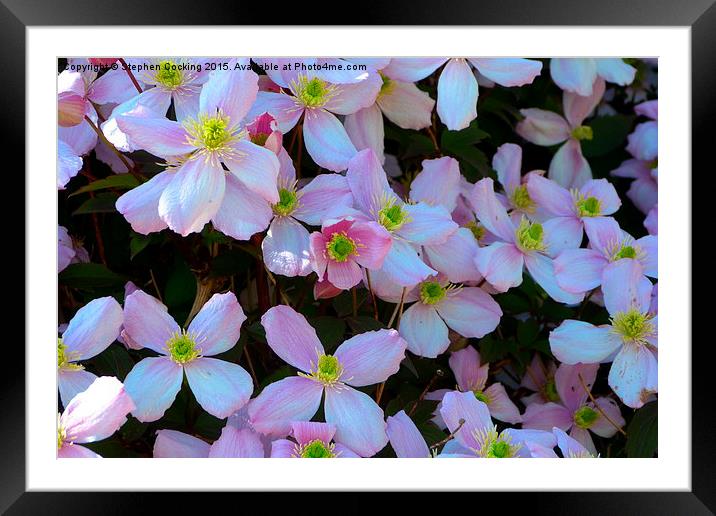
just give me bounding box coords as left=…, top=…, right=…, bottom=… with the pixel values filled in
left=91, top=212, right=107, bottom=265
left=264, top=267, right=293, bottom=306
left=243, top=344, right=259, bottom=387
left=431, top=418, right=465, bottom=450
left=365, top=269, right=380, bottom=321
left=118, top=58, right=143, bottom=94
left=351, top=287, right=358, bottom=318
left=387, top=287, right=407, bottom=329
left=184, top=277, right=215, bottom=327
left=577, top=372, right=627, bottom=436
left=375, top=381, right=386, bottom=405
left=149, top=269, right=163, bottom=302
left=408, top=369, right=444, bottom=417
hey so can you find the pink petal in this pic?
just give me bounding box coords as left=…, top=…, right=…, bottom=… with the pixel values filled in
left=474, top=242, right=524, bottom=292
left=291, top=421, right=336, bottom=446
left=261, top=305, right=324, bottom=372
left=437, top=58, right=478, bottom=131
left=211, top=173, right=273, bottom=241
left=399, top=302, right=450, bottom=358
left=303, top=109, right=357, bottom=172
left=398, top=202, right=458, bottom=246
left=153, top=430, right=210, bottom=458
left=492, top=143, right=523, bottom=195
left=381, top=58, right=447, bottom=82
left=550, top=58, right=598, bottom=96
left=589, top=397, right=625, bottom=437
left=449, top=345, right=488, bottom=392
left=555, top=363, right=599, bottom=413
left=293, top=174, right=354, bottom=226
left=550, top=320, right=621, bottom=364
left=344, top=104, right=385, bottom=164
left=377, top=80, right=435, bottom=130
left=324, top=386, right=388, bottom=457
left=248, top=376, right=324, bottom=437
left=548, top=139, right=592, bottom=189
left=409, top=156, right=461, bottom=212
left=123, top=357, right=183, bottom=422
left=58, top=369, right=97, bottom=409
left=516, top=108, right=570, bottom=146
left=380, top=239, right=437, bottom=287
left=184, top=357, right=253, bottom=419
left=595, top=58, right=637, bottom=86
left=327, top=260, right=362, bottom=290
left=349, top=221, right=393, bottom=270
left=262, top=217, right=312, bottom=277
left=346, top=148, right=395, bottom=214
left=526, top=174, right=574, bottom=217
left=62, top=297, right=123, bottom=361
left=554, top=248, right=608, bottom=293
left=485, top=383, right=522, bottom=424
left=436, top=287, right=502, bottom=339
left=335, top=328, right=407, bottom=386
left=209, top=426, right=265, bottom=458
left=123, top=290, right=179, bottom=354
left=470, top=178, right=516, bottom=243
left=580, top=179, right=622, bottom=215
left=424, top=228, right=483, bottom=283
left=187, top=292, right=246, bottom=356
left=439, top=390, right=492, bottom=451
left=469, top=58, right=542, bottom=86
left=522, top=402, right=573, bottom=431
left=58, top=443, right=101, bottom=458
left=116, top=171, right=172, bottom=234
left=563, top=78, right=606, bottom=127
left=223, top=139, right=280, bottom=204
left=386, top=410, right=430, bottom=458
left=326, top=73, right=382, bottom=115
left=115, top=115, right=195, bottom=159
left=199, top=68, right=258, bottom=124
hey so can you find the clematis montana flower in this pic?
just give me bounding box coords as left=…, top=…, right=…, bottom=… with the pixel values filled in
left=438, top=391, right=555, bottom=458
left=382, top=58, right=542, bottom=130
left=115, top=67, right=280, bottom=237
left=520, top=353, right=559, bottom=407
left=270, top=421, right=360, bottom=458
left=516, top=78, right=605, bottom=189
left=153, top=425, right=265, bottom=458
left=550, top=58, right=636, bottom=96
left=644, top=204, right=658, bottom=235
left=57, top=376, right=135, bottom=458
left=247, top=63, right=383, bottom=171
left=57, top=297, right=123, bottom=407
left=398, top=278, right=502, bottom=358
left=386, top=410, right=431, bottom=458
left=248, top=305, right=407, bottom=457
left=445, top=346, right=521, bottom=423
left=345, top=61, right=436, bottom=163
left=263, top=145, right=355, bottom=278
left=526, top=174, right=622, bottom=253
left=122, top=290, right=253, bottom=421
left=553, top=216, right=657, bottom=295
left=611, top=100, right=658, bottom=214
left=58, top=226, right=89, bottom=273
left=550, top=259, right=657, bottom=408
left=470, top=178, right=583, bottom=304
left=309, top=217, right=392, bottom=290
left=346, top=149, right=458, bottom=287
left=522, top=363, right=624, bottom=455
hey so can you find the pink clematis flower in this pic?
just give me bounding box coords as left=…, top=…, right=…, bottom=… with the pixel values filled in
left=247, top=61, right=384, bottom=172
left=57, top=376, right=135, bottom=458
left=438, top=391, right=555, bottom=458
left=57, top=297, right=123, bottom=407
left=248, top=305, right=407, bottom=457
left=611, top=100, right=658, bottom=214
left=553, top=216, right=657, bottom=295
left=270, top=421, right=360, bottom=458
left=263, top=146, right=355, bottom=278
left=526, top=174, right=622, bottom=253
left=122, top=290, right=253, bottom=422
left=58, top=226, right=89, bottom=273
left=522, top=363, right=624, bottom=455
left=153, top=425, right=265, bottom=458
left=309, top=217, right=392, bottom=290
left=520, top=353, right=559, bottom=407
left=470, top=178, right=583, bottom=304
left=346, top=149, right=458, bottom=287
left=445, top=346, right=521, bottom=423
left=382, top=58, right=542, bottom=130
left=550, top=58, right=636, bottom=96
left=644, top=204, right=658, bottom=235
left=115, top=66, right=280, bottom=238
left=550, top=259, right=657, bottom=408
left=398, top=278, right=502, bottom=358
left=345, top=60, right=436, bottom=163
left=516, top=78, right=606, bottom=189
left=386, top=410, right=431, bottom=458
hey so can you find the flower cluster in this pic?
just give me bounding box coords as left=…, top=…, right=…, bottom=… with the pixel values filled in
left=57, top=56, right=657, bottom=459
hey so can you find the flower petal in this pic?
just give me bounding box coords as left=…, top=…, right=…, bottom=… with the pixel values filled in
left=440, top=390, right=492, bottom=450
left=346, top=148, right=395, bottom=214
left=549, top=140, right=592, bottom=189
left=62, top=297, right=123, bottom=360
left=609, top=346, right=657, bottom=408
left=158, top=158, right=226, bottom=236
left=187, top=292, right=246, bottom=356
left=153, top=430, right=210, bottom=458
left=293, top=174, right=354, bottom=226
left=526, top=174, right=574, bottom=217
left=563, top=78, right=606, bottom=127
left=349, top=221, right=393, bottom=270
left=492, top=143, right=523, bottom=195
left=485, top=383, right=522, bottom=424
left=437, top=59, right=478, bottom=131
left=543, top=216, right=584, bottom=258
left=209, top=426, right=265, bottom=458
left=303, top=109, right=357, bottom=172
left=115, top=115, right=195, bottom=159
left=123, top=357, right=183, bottom=422
left=116, top=171, right=172, bottom=234
left=470, top=58, right=542, bottom=86
left=290, top=421, right=336, bottom=446
left=324, top=386, right=388, bottom=457
left=424, top=228, right=483, bottom=283
left=595, top=58, right=637, bottom=86
left=550, top=320, right=621, bottom=364
left=399, top=302, right=450, bottom=358
left=397, top=202, right=458, bottom=246
left=377, top=80, right=435, bottom=130
left=580, top=179, right=621, bottom=216
left=262, top=217, right=312, bottom=277
left=335, top=329, right=407, bottom=386
left=123, top=290, right=179, bottom=354
left=58, top=369, right=98, bottom=409
left=58, top=443, right=101, bottom=458
left=554, top=248, right=608, bottom=293
left=470, top=178, right=516, bottom=243
left=382, top=58, right=447, bottom=82
left=344, top=104, right=385, bottom=164
left=409, top=156, right=461, bottom=212
left=248, top=376, right=324, bottom=437
left=380, top=239, right=437, bottom=287
left=522, top=402, right=572, bottom=431
left=516, top=108, right=570, bottom=146
left=184, top=357, right=253, bottom=419
left=589, top=397, right=625, bottom=437
left=474, top=242, right=524, bottom=292
left=555, top=362, right=599, bottom=413
left=449, top=346, right=488, bottom=392
left=327, top=260, right=363, bottom=290
left=386, top=410, right=431, bottom=458
left=602, top=259, right=653, bottom=316
left=212, top=173, right=273, bottom=241
left=524, top=251, right=584, bottom=305
left=199, top=68, right=258, bottom=123
left=261, top=305, right=324, bottom=372
left=550, top=58, right=598, bottom=96
left=437, top=287, right=502, bottom=339
left=223, top=139, right=280, bottom=204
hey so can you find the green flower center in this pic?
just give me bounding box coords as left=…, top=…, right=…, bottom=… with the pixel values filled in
left=57, top=424, right=66, bottom=450
left=166, top=331, right=201, bottom=364
left=611, top=309, right=655, bottom=344
left=155, top=60, right=183, bottom=89
left=614, top=245, right=637, bottom=260
left=273, top=188, right=299, bottom=216
left=476, top=426, right=521, bottom=458
left=466, top=221, right=486, bottom=242
left=544, top=378, right=560, bottom=403
left=576, top=196, right=601, bottom=217
left=511, top=185, right=535, bottom=212
left=294, top=76, right=335, bottom=108
left=420, top=281, right=447, bottom=305
left=571, top=125, right=593, bottom=141
left=516, top=217, right=545, bottom=252
left=250, top=132, right=269, bottom=147
left=473, top=390, right=489, bottom=404
left=57, top=338, right=82, bottom=370
left=487, top=440, right=513, bottom=458
left=378, top=200, right=409, bottom=232
left=326, top=233, right=358, bottom=262
left=185, top=112, right=236, bottom=152
left=379, top=73, right=395, bottom=97
left=315, top=354, right=342, bottom=384
left=300, top=439, right=335, bottom=458
left=573, top=406, right=599, bottom=429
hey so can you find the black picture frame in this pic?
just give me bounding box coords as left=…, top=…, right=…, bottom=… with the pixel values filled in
left=3, top=0, right=708, bottom=513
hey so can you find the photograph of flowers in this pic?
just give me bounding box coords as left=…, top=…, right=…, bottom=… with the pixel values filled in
left=57, top=56, right=658, bottom=460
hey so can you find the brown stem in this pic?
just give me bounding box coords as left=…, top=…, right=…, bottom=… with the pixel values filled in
left=149, top=269, right=163, bottom=302
left=351, top=287, right=358, bottom=318
left=243, top=345, right=259, bottom=388
left=365, top=269, right=380, bottom=321
left=118, top=58, right=143, bottom=94
left=375, top=382, right=386, bottom=405
left=387, top=287, right=407, bottom=329
left=431, top=419, right=465, bottom=450
left=408, top=369, right=444, bottom=417
left=577, top=373, right=627, bottom=436
left=184, top=277, right=215, bottom=327
left=91, top=213, right=107, bottom=265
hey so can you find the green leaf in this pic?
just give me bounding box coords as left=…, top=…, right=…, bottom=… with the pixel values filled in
left=345, top=316, right=386, bottom=334
left=440, top=119, right=489, bottom=148
left=478, top=334, right=507, bottom=363
left=58, top=263, right=125, bottom=289
left=164, top=256, right=196, bottom=309
left=517, top=319, right=540, bottom=346
left=129, top=232, right=152, bottom=260
left=69, top=174, right=139, bottom=197
left=90, top=344, right=135, bottom=381
left=72, top=192, right=120, bottom=215
left=626, top=401, right=658, bottom=458
left=581, top=115, right=635, bottom=158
